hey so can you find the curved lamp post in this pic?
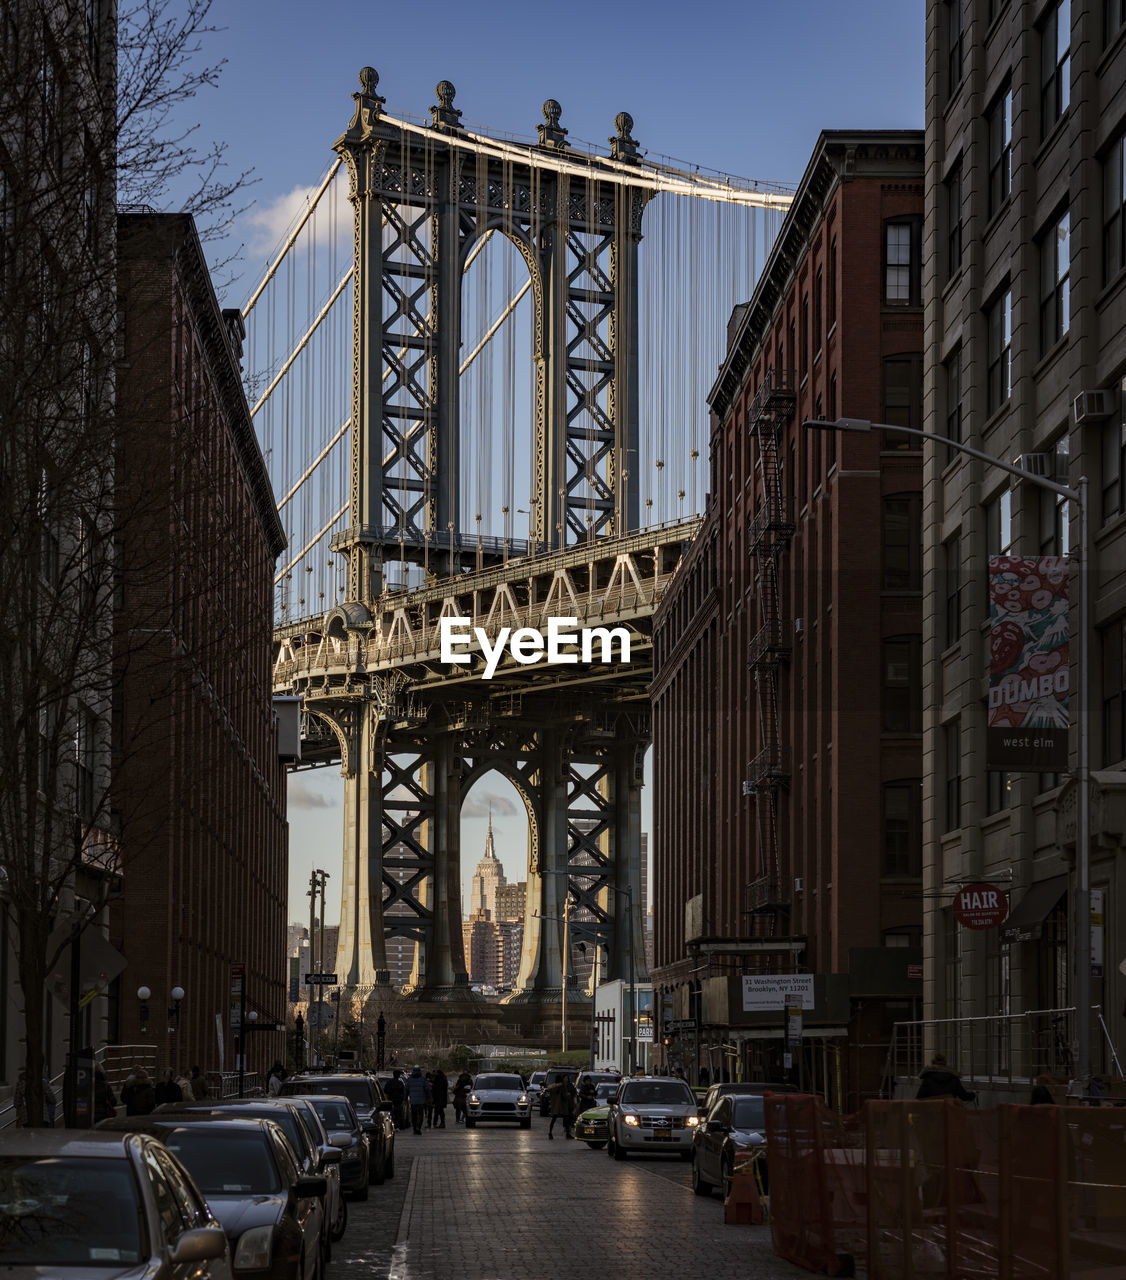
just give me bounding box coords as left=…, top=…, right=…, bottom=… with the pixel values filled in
left=804, top=416, right=1091, bottom=1084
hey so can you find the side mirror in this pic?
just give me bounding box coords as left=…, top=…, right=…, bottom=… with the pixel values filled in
left=362, top=1119, right=379, bottom=1135
left=377, top=1100, right=395, bottom=1113
left=169, top=1227, right=227, bottom=1263
left=327, top=1133, right=351, bottom=1150
left=293, top=1174, right=328, bottom=1201
left=707, top=1120, right=729, bottom=1134
left=319, top=1146, right=343, bottom=1166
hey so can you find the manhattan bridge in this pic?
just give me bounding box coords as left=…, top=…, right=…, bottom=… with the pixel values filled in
left=251, top=69, right=792, bottom=1009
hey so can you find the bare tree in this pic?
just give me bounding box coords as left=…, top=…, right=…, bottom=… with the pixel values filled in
left=0, top=0, right=254, bottom=1127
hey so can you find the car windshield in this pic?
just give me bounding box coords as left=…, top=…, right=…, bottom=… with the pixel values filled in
left=620, top=1082, right=695, bottom=1106
left=0, top=1157, right=144, bottom=1266
left=162, top=1128, right=281, bottom=1195
left=222, top=1107, right=304, bottom=1157
left=529, top=1073, right=545, bottom=1084
left=595, top=1083, right=617, bottom=1101
left=311, top=1099, right=357, bottom=1132
left=284, top=1078, right=374, bottom=1107
left=473, top=1075, right=522, bottom=1090
left=732, top=1097, right=766, bottom=1129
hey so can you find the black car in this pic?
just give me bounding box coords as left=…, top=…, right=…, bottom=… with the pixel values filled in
left=697, top=1079, right=798, bottom=1117
left=537, top=1066, right=580, bottom=1116
left=98, top=1114, right=326, bottom=1280
left=305, top=1095, right=372, bottom=1199
left=279, top=1073, right=395, bottom=1185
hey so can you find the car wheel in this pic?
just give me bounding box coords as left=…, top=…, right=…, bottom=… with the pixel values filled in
left=612, top=1131, right=628, bottom=1161
left=722, top=1154, right=735, bottom=1187
left=692, top=1156, right=713, bottom=1196
left=519, top=1117, right=531, bottom=1130
left=322, top=1231, right=332, bottom=1265
left=371, top=1147, right=385, bottom=1185
left=384, top=1146, right=395, bottom=1180
left=331, top=1196, right=347, bottom=1241
left=465, top=1118, right=476, bottom=1129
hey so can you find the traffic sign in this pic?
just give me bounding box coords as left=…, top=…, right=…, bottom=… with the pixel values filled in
left=952, top=883, right=1009, bottom=930
left=305, top=973, right=338, bottom=985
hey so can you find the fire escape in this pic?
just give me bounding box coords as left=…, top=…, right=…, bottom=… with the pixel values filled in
left=744, top=369, right=795, bottom=929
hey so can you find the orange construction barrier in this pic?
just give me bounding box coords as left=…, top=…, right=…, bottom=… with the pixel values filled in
left=724, top=1158, right=766, bottom=1225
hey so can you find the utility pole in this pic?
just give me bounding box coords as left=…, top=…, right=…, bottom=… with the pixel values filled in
left=561, top=896, right=570, bottom=1054
left=307, top=870, right=318, bottom=1065
left=317, top=869, right=329, bottom=1067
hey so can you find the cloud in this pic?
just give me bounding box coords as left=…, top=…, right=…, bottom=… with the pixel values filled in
left=288, top=779, right=340, bottom=811
left=245, top=178, right=352, bottom=262
left=462, top=791, right=521, bottom=819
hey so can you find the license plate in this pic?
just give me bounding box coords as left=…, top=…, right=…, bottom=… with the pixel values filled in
left=651, top=1131, right=672, bottom=1140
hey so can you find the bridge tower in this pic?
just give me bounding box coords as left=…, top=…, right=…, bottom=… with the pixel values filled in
left=319, top=70, right=653, bottom=1001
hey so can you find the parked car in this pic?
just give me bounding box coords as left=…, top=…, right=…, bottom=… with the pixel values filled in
left=575, top=1070, right=621, bottom=1108
left=98, top=1114, right=326, bottom=1280
left=156, top=1097, right=345, bottom=1257
left=691, top=1092, right=769, bottom=1196
left=0, top=1129, right=231, bottom=1277
left=537, top=1066, right=580, bottom=1115
left=525, top=1071, right=547, bottom=1106
left=573, top=1083, right=619, bottom=1149
left=305, top=1095, right=373, bottom=1199
left=605, top=1076, right=700, bottom=1160
left=697, top=1079, right=797, bottom=1117
left=280, top=1073, right=395, bottom=1184
left=465, top=1072, right=532, bottom=1128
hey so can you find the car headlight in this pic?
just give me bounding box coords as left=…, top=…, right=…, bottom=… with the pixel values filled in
left=623, top=1113, right=640, bottom=1127
left=234, top=1225, right=273, bottom=1269
left=685, top=1115, right=700, bottom=1126
left=518, top=1094, right=529, bottom=1105
left=469, top=1094, right=480, bottom=1105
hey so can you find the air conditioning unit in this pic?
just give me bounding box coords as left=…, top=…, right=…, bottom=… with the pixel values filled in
left=1012, top=452, right=1051, bottom=478
left=1074, top=389, right=1114, bottom=424
left=794, top=876, right=804, bottom=893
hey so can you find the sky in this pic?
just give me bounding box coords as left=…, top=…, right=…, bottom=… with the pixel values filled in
left=177, top=0, right=925, bottom=925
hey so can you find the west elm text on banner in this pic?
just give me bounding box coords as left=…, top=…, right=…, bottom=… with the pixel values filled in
left=987, top=555, right=1070, bottom=771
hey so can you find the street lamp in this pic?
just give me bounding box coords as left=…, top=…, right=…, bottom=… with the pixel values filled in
left=136, top=986, right=151, bottom=1034
left=804, top=415, right=1092, bottom=1084
left=168, top=986, right=185, bottom=1031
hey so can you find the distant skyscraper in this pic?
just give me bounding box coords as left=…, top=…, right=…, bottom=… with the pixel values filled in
left=470, top=809, right=506, bottom=918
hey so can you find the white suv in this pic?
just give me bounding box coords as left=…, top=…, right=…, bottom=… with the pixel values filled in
left=606, top=1077, right=699, bottom=1160
left=465, top=1073, right=532, bottom=1129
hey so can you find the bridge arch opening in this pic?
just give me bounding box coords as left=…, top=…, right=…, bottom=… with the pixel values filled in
left=458, top=227, right=536, bottom=556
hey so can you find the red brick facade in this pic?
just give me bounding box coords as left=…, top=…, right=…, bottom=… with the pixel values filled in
left=652, top=133, right=926, bottom=1108
left=112, top=214, right=288, bottom=1081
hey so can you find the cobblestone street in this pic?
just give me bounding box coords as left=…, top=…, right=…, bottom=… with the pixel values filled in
left=331, top=1117, right=815, bottom=1280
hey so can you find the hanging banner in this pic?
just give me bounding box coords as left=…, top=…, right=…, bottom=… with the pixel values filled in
left=987, top=555, right=1069, bottom=770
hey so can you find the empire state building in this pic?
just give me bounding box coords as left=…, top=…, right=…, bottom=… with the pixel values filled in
left=469, top=810, right=506, bottom=919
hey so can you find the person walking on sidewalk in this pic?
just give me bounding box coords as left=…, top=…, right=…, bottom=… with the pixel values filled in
left=915, top=1053, right=976, bottom=1103
left=431, top=1068, right=449, bottom=1129
left=405, top=1065, right=431, bottom=1134
left=547, top=1075, right=577, bottom=1139
left=452, top=1070, right=472, bottom=1125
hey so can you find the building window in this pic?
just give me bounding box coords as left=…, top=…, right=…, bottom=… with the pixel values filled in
left=944, top=721, right=962, bottom=833
left=884, top=926, right=922, bottom=947
left=882, top=637, right=923, bottom=733
left=75, top=705, right=97, bottom=823
left=946, top=157, right=963, bottom=279
left=986, top=487, right=1013, bottom=555
left=1039, top=437, right=1070, bottom=554
left=1102, top=380, right=1126, bottom=521
left=945, top=347, right=963, bottom=460
left=1040, top=210, right=1071, bottom=353
left=882, top=493, right=923, bottom=591
left=988, top=86, right=1013, bottom=218
left=883, top=780, right=923, bottom=877
left=883, top=355, right=924, bottom=449
left=1102, top=617, right=1126, bottom=764
left=38, top=704, right=56, bottom=795
left=814, top=267, right=823, bottom=352
left=986, top=288, right=1013, bottom=415
left=788, top=320, right=796, bottom=381
left=801, top=294, right=809, bottom=377
left=1041, top=0, right=1071, bottom=138
left=944, top=535, right=962, bottom=648
left=828, top=373, right=837, bottom=469
left=828, top=237, right=837, bottom=329
left=987, top=771, right=1014, bottom=814
left=947, top=0, right=965, bottom=101
left=885, top=219, right=923, bottom=306
left=1102, top=135, right=1126, bottom=284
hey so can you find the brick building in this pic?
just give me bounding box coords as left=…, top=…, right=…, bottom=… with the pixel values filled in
left=112, top=213, right=288, bottom=1079
left=652, top=131, right=926, bottom=1108
left=922, top=0, right=1126, bottom=1088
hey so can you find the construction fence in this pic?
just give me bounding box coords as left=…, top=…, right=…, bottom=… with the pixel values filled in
left=764, top=1094, right=1126, bottom=1278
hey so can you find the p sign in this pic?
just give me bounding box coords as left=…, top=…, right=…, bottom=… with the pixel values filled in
left=953, top=882, right=1009, bottom=930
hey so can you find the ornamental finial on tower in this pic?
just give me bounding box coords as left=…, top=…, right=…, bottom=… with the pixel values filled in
left=431, top=80, right=463, bottom=131
left=537, top=99, right=568, bottom=150
left=610, top=112, right=640, bottom=163
left=348, top=66, right=385, bottom=135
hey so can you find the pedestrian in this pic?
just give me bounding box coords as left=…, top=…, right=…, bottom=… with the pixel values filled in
left=189, top=1065, right=209, bottom=1100
left=13, top=1068, right=56, bottom=1128
left=698, top=1066, right=710, bottom=1088
left=405, top=1065, right=430, bottom=1134
left=452, top=1070, right=472, bottom=1125
left=121, top=1067, right=156, bottom=1115
left=1030, top=1077, right=1054, bottom=1105
left=154, top=1070, right=182, bottom=1106
left=385, top=1069, right=407, bottom=1129
left=424, top=1071, right=436, bottom=1128
left=431, top=1068, right=449, bottom=1129
left=546, top=1074, right=577, bottom=1139
left=577, top=1076, right=597, bottom=1114
left=915, top=1053, right=976, bottom=1103
left=93, top=1069, right=117, bottom=1123
left=267, top=1061, right=286, bottom=1096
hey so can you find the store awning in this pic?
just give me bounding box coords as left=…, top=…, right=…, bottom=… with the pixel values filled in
left=1000, top=875, right=1068, bottom=944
